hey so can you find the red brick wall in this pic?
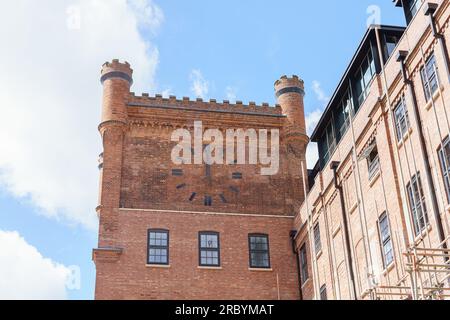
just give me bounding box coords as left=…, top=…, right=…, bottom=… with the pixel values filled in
left=95, top=210, right=299, bottom=300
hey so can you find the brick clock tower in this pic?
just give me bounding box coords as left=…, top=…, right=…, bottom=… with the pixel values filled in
left=93, top=60, right=309, bottom=300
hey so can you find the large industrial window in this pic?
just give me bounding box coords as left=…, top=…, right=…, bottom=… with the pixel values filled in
left=319, top=120, right=336, bottom=167
left=248, top=234, right=270, bottom=269
left=394, top=98, right=410, bottom=142
left=313, top=223, right=322, bottom=254
left=404, top=0, right=422, bottom=24
left=420, top=53, right=439, bottom=102
left=148, top=229, right=169, bottom=265
left=334, top=90, right=353, bottom=141
left=383, top=35, right=400, bottom=62
left=438, top=137, right=450, bottom=203
left=320, top=284, right=328, bottom=300
left=406, top=173, right=429, bottom=236
left=299, top=244, right=309, bottom=284
left=355, top=49, right=376, bottom=107
left=378, top=212, right=394, bottom=268
left=199, top=232, right=220, bottom=267
left=367, top=144, right=380, bottom=180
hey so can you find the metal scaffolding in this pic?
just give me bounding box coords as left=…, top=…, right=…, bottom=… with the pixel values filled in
left=372, top=236, right=450, bottom=300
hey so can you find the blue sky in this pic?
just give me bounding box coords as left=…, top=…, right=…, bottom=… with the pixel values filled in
left=0, top=1, right=406, bottom=300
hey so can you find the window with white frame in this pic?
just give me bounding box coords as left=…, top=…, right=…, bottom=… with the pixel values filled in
left=313, top=223, right=322, bottom=254
left=394, top=98, right=410, bottom=142
left=406, top=173, right=429, bottom=236
left=420, top=53, right=439, bottom=102
left=438, top=137, right=450, bottom=203
left=367, top=144, right=380, bottom=180
left=378, top=212, right=394, bottom=268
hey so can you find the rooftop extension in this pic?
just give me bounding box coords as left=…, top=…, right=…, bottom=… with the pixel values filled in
left=310, top=25, right=406, bottom=169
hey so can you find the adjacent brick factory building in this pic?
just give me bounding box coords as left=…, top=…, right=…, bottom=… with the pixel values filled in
left=93, top=0, right=450, bottom=300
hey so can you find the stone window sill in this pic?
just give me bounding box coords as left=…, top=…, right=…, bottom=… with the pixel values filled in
left=349, top=202, right=358, bottom=215
left=382, top=262, right=396, bottom=276
left=198, top=266, right=222, bottom=270
left=425, top=84, right=444, bottom=111
left=146, top=264, right=171, bottom=269
left=248, top=268, right=273, bottom=272
left=316, top=249, right=323, bottom=260
left=414, top=224, right=432, bottom=244
left=301, top=278, right=310, bottom=289
left=397, top=127, right=413, bottom=149
left=369, top=171, right=381, bottom=187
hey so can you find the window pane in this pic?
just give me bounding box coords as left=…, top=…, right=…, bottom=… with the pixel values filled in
left=422, top=54, right=438, bottom=101
left=299, top=245, right=308, bottom=282
left=314, top=224, right=321, bottom=253
left=439, top=139, right=450, bottom=202
left=320, top=285, right=328, bottom=300
left=407, top=174, right=429, bottom=235
left=199, top=233, right=220, bottom=266
left=148, top=231, right=169, bottom=265
left=249, top=236, right=270, bottom=268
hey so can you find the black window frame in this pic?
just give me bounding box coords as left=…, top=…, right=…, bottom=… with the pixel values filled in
left=313, top=223, right=322, bottom=254
left=404, top=0, right=422, bottom=24
left=334, top=90, right=353, bottom=141
left=354, top=49, right=376, bottom=107
left=383, top=34, right=400, bottom=63
left=204, top=195, right=212, bottom=206
left=172, top=169, right=183, bottom=177
left=377, top=212, right=394, bottom=268
left=320, top=284, right=328, bottom=300
left=299, top=243, right=309, bottom=285
left=319, top=119, right=337, bottom=168
left=232, top=172, right=243, bottom=180
left=198, top=231, right=220, bottom=267
left=394, top=97, right=410, bottom=142
left=147, top=229, right=169, bottom=266
left=248, top=234, right=271, bottom=269
left=406, top=173, right=429, bottom=236
left=438, top=136, right=450, bottom=203
left=420, top=53, right=439, bottom=102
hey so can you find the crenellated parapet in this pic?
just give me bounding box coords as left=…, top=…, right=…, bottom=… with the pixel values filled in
left=127, top=93, right=284, bottom=117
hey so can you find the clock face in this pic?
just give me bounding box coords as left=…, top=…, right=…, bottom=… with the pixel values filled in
left=171, top=145, right=243, bottom=207
left=170, top=164, right=242, bottom=207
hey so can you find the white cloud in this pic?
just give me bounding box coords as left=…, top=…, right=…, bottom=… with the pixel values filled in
left=305, top=108, right=323, bottom=136
left=128, top=0, right=164, bottom=32
left=190, top=69, right=209, bottom=99
left=0, top=230, right=71, bottom=300
left=225, top=86, right=238, bottom=102
left=312, top=80, right=330, bottom=106
left=306, top=81, right=329, bottom=168
left=0, top=0, right=163, bottom=230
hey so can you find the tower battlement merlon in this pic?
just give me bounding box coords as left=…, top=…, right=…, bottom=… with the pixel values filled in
left=127, top=93, right=283, bottom=116
left=274, top=75, right=305, bottom=98
left=101, top=59, right=134, bottom=86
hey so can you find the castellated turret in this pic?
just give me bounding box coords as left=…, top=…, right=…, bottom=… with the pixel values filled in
left=274, top=75, right=308, bottom=145
left=96, top=59, right=133, bottom=249
left=274, top=75, right=309, bottom=204
left=100, top=59, right=133, bottom=125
